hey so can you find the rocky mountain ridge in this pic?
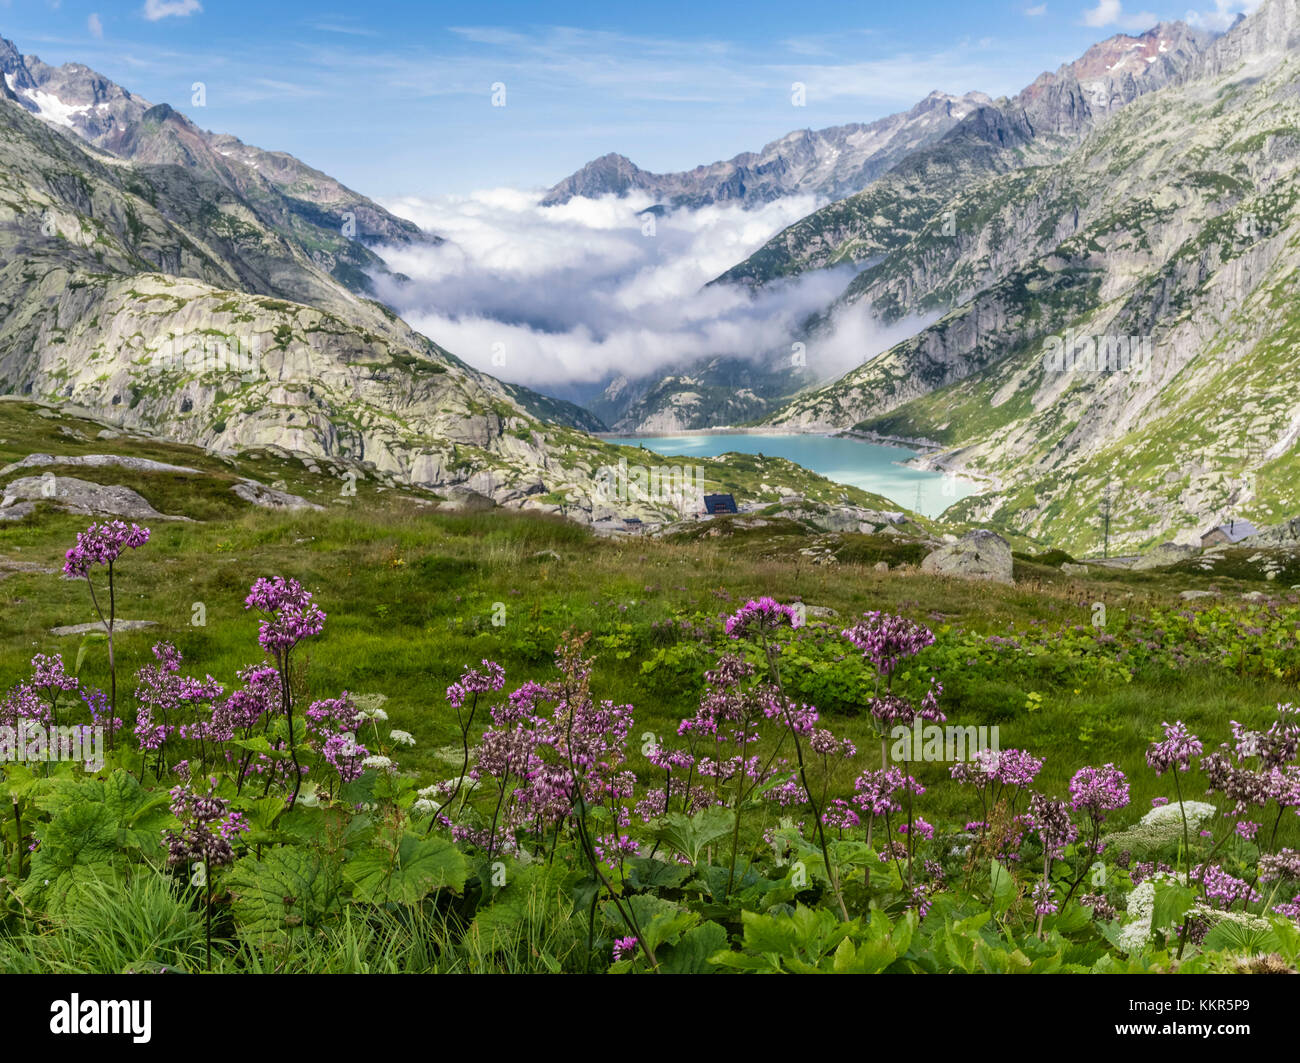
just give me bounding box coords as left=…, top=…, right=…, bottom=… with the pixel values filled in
left=542, top=91, right=992, bottom=209
left=0, top=58, right=652, bottom=519
left=751, top=0, right=1300, bottom=553
left=576, top=23, right=1213, bottom=434
left=0, top=36, right=435, bottom=297
left=715, top=21, right=1212, bottom=287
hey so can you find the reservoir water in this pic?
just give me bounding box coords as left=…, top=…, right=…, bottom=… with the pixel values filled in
left=602, top=433, right=974, bottom=519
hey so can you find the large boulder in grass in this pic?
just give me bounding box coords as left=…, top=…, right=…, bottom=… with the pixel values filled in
left=50, top=619, right=158, bottom=636
left=1131, top=541, right=1196, bottom=570
left=920, top=529, right=1014, bottom=584
left=0, top=475, right=189, bottom=521
left=0, top=453, right=200, bottom=476
left=231, top=481, right=323, bottom=511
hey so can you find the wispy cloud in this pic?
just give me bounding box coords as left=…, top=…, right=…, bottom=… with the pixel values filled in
left=216, top=77, right=326, bottom=104
left=777, top=29, right=880, bottom=58
left=776, top=49, right=1024, bottom=102
left=1025, top=4, right=1048, bottom=15
left=143, top=0, right=202, bottom=22
left=1184, top=0, right=1260, bottom=31
left=307, top=20, right=379, bottom=37
left=87, top=12, right=103, bottom=39
left=1080, top=0, right=1158, bottom=30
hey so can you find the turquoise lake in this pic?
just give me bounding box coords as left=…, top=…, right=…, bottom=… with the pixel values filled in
left=602, top=433, right=974, bottom=519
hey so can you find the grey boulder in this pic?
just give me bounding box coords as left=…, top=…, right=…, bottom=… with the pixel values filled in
left=920, top=529, right=1013, bottom=584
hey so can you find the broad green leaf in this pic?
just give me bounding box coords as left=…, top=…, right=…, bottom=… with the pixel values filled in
left=1027, top=948, right=1065, bottom=973
left=624, top=856, right=692, bottom=891
left=942, top=922, right=979, bottom=973
left=740, top=909, right=799, bottom=956
left=344, top=833, right=467, bottom=905
left=471, top=860, right=570, bottom=941
left=1268, top=918, right=1300, bottom=964
left=832, top=935, right=899, bottom=974
left=733, top=903, right=854, bottom=970
left=32, top=770, right=172, bottom=856
left=650, top=806, right=736, bottom=865
left=602, top=892, right=697, bottom=953
left=659, top=921, right=729, bottom=974
left=709, top=949, right=779, bottom=972
left=19, top=801, right=121, bottom=915
left=1151, top=880, right=1195, bottom=931
left=226, top=846, right=343, bottom=943
left=1047, top=902, right=1092, bottom=935
left=74, top=631, right=107, bottom=675
left=231, top=735, right=291, bottom=759
left=990, top=859, right=1017, bottom=914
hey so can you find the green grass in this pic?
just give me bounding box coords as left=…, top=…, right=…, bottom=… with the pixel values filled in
left=5, top=403, right=1300, bottom=974
left=0, top=866, right=588, bottom=973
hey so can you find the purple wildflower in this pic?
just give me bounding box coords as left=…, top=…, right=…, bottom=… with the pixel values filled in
left=1146, top=721, right=1202, bottom=775
left=724, top=597, right=803, bottom=639
left=62, top=520, right=150, bottom=578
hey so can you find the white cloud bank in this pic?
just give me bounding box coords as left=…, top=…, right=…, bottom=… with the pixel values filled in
left=1081, top=0, right=1159, bottom=30
left=371, top=190, right=929, bottom=395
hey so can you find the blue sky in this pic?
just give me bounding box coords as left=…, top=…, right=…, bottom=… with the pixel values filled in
left=0, top=0, right=1257, bottom=197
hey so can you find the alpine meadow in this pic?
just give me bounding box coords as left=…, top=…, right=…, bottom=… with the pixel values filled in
left=3, top=0, right=1300, bottom=1024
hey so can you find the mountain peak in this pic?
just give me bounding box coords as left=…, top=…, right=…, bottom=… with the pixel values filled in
left=142, top=102, right=180, bottom=124
left=541, top=152, right=650, bottom=204
left=542, top=90, right=999, bottom=209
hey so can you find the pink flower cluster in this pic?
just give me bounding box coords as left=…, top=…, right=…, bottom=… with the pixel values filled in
left=1068, top=763, right=1130, bottom=821
left=841, top=612, right=935, bottom=676
left=446, top=660, right=506, bottom=708
left=62, top=520, right=150, bottom=578
left=867, top=679, right=945, bottom=730
left=1259, top=849, right=1300, bottom=883
left=1146, top=720, right=1202, bottom=775
left=164, top=783, right=249, bottom=869
left=1192, top=863, right=1261, bottom=909
left=244, top=577, right=326, bottom=655
left=307, top=694, right=367, bottom=783
left=950, top=747, right=1043, bottom=789
left=1201, top=709, right=1300, bottom=815
left=1027, top=792, right=1078, bottom=860
left=852, top=767, right=925, bottom=818
left=724, top=597, right=803, bottom=639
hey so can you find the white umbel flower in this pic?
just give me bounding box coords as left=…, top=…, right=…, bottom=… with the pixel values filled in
left=1105, top=802, right=1218, bottom=854
left=1140, top=801, right=1216, bottom=831
left=1117, top=870, right=1188, bottom=954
